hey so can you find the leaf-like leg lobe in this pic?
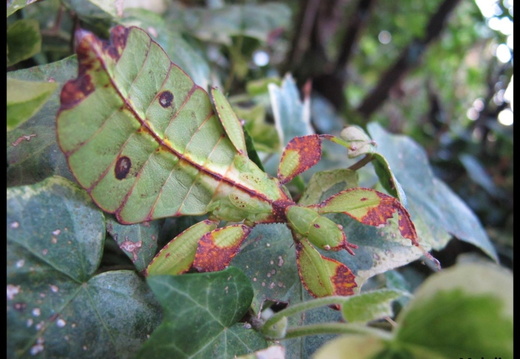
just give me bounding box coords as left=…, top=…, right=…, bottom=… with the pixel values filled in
left=194, top=224, right=251, bottom=272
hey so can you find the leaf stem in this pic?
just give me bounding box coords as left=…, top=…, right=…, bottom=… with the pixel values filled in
left=283, top=322, right=393, bottom=341
left=348, top=154, right=373, bottom=171
left=262, top=295, right=349, bottom=334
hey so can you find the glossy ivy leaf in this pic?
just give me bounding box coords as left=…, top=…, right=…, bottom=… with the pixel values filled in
left=7, top=56, right=78, bottom=187
left=230, top=223, right=299, bottom=313
left=367, top=122, right=498, bottom=261
left=7, top=19, right=41, bottom=66
left=7, top=176, right=161, bottom=358
left=340, top=289, right=408, bottom=323
left=137, top=267, right=267, bottom=358
left=314, top=263, right=513, bottom=359
left=7, top=77, right=58, bottom=131
left=394, top=263, right=513, bottom=358
left=106, top=216, right=161, bottom=272
left=61, top=0, right=117, bottom=31
left=297, top=169, right=359, bottom=206
left=146, top=220, right=218, bottom=276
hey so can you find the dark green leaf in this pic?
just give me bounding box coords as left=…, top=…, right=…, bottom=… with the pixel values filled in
left=7, top=56, right=79, bottom=187
left=7, top=176, right=161, bottom=358
left=138, top=267, right=266, bottom=358
left=106, top=216, right=161, bottom=272
left=368, top=122, right=498, bottom=261
left=7, top=19, right=41, bottom=66
left=175, top=3, right=291, bottom=45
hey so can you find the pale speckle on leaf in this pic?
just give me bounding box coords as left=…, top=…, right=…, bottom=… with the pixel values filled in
left=7, top=284, right=20, bottom=300
left=56, top=319, right=66, bottom=328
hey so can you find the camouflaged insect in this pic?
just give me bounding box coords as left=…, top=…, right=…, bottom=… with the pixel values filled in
left=56, top=26, right=426, bottom=299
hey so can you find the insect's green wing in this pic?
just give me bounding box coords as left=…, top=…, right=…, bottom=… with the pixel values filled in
left=57, top=26, right=285, bottom=224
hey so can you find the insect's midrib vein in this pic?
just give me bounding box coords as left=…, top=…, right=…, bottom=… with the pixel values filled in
left=96, top=38, right=274, bottom=205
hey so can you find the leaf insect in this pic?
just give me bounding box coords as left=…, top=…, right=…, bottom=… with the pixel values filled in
left=56, top=26, right=433, bottom=299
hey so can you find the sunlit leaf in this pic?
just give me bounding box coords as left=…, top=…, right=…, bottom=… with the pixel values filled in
left=341, top=289, right=407, bottom=323
left=7, top=77, right=58, bottom=131
left=7, top=19, right=41, bottom=66
left=7, top=56, right=78, bottom=187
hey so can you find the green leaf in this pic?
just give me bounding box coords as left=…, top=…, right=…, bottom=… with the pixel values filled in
left=298, top=169, right=359, bottom=206
left=341, top=289, right=407, bottom=323
left=7, top=77, right=58, bottom=131
left=61, top=0, right=118, bottom=30
left=176, top=3, right=291, bottom=45
left=459, top=153, right=504, bottom=198
left=395, top=263, right=513, bottom=358
left=7, top=176, right=161, bottom=358
left=7, top=0, right=39, bottom=17
left=121, top=8, right=212, bottom=89
left=7, top=19, right=41, bottom=66
left=230, top=223, right=299, bottom=313
left=314, top=263, right=512, bottom=359
left=7, top=56, right=79, bottom=187
left=314, top=335, right=388, bottom=359
left=106, top=216, right=161, bottom=272
left=137, top=267, right=267, bottom=358
left=269, top=74, right=313, bottom=146
left=367, top=122, right=498, bottom=261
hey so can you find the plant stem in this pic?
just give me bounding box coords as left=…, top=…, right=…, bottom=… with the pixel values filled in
left=262, top=295, right=349, bottom=333
left=283, top=322, right=393, bottom=341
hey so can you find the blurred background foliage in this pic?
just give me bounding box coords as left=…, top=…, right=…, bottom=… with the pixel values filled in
left=7, top=0, right=513, bottom=270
